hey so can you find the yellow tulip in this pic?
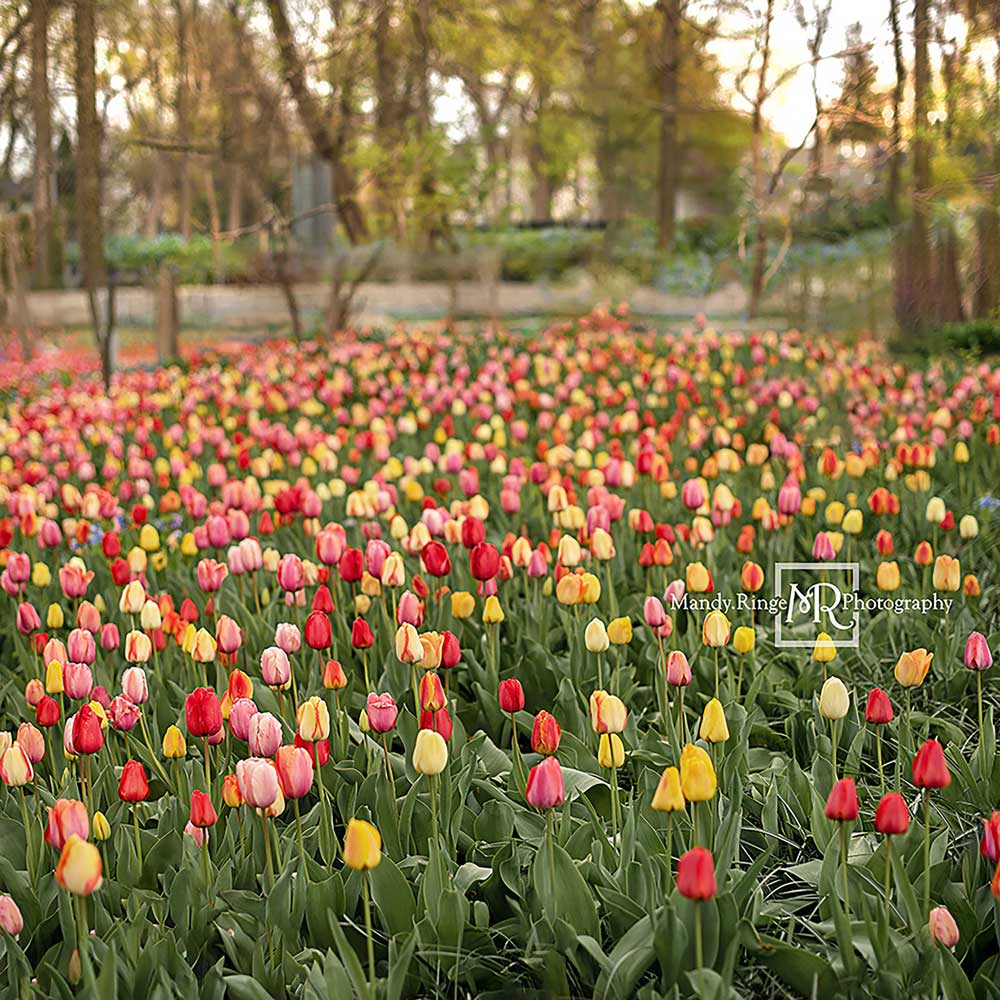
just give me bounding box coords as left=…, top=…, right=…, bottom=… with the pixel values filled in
left=343, top=818, right=382, bottom=871
left=651, top=766, right=686, bottom=812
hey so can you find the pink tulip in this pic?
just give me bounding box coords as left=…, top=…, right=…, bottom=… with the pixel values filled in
left=100, top=623, right=121, bottom=650
left=366, top=693, right=399, bottom=734
left=261, top=646, right=291, bottom=688
left=525, top=756, right=565, bottom=809
left=215, top=615, right=242, bottom=655
left=965, top=631, right=993, bottom=671
left=812, top=532, right=836, bottom=561
left=248, top=712, right=283, bottom=757
left=666, top=650, right=692, bottom=686
left=67, top=628, right=96, bottom=665
left=274, top=623, right=301, bottom=655
left=0, top=895, right=23, bottom=937
left=238, top=538, right=263, bottom=572
left=643, top=596, right=667, bottom=628
left=121, top=666, right=148, bottom=704
left=63, top=663, right=93, bottom=701
left=275, top=745, right=313, bottom=799
left=229, top=698, right=259, bottom=741
left=15, top=603, right=40, bottom=635
left=276, top=553, right=305, bottom=593
left=16, top=723, right=45, bottom=764
left=236, top=758, right=280, bottom=809
left=107, top=694, right=139, bottom=731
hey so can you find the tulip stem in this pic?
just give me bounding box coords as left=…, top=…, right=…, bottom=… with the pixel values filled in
left=362, top=871, right=376, bottom=988
left=609, top=764, right=620, bottom=851
left=694, top=902, right=705, bottom=997
left=714, top=649, right=719, bottom=700
left=429, top=773, right=439, bottom=855
left=664, top=813, right=673, bottom=896
left=362, top=652, right=371, bottom=694
left=133, top=805, right=143, bottom=870
left=262, top=814, right=275, bottom=891
left=381, top=735, right=399, bottom=818
left=411, top=663, right=420, bottom=718
left=923, top=789, right=931, bottom=915
left=977, top=671, right=984, bottom=755
left=831, top=719, right=838, bottom=780
left=875, top=727, right=885, bottom=793
left=883, top=836, right=892, bottom=947
left=840, top=822, right=850, bottom=912
left=18, top=789, right=33, bottom=883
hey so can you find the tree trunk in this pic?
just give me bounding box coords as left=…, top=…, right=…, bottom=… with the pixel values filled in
left=656, top=0, right=681, bottom=251
left=155, top=264, right=179, bottom=361
left=174, top=0, right=194, bottom=239
left=4, top=217, right=34, bottom=359
left=31, top=0, right=53, bottom=288
left=974, top=207, right=1000, bottom=318
left=747, top=0, right=774, bottom=319
left=265, top=0, right=368, bottom=243
left=887, top=0, right=905, bottom=224
left=898, top=0, right=932, bottom=337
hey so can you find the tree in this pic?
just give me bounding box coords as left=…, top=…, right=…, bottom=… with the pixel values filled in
left=31, top=0, right=53, bottom=288
left=74, top=0, right=114, bottom=389
left=265, top=0, right=368, bottom=243
left=656, top=0, right=682, bottom=249
left=828, top=21, right=882, bottom=145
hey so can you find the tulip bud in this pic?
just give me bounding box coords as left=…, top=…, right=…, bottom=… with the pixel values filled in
left=864, top=688, right=893, bottom=724
left=819, top=677, right=849, bottom=720
left=162, top=724, right=187, bottom=758
left=55, top=835, right=103, bottom=895
left=597, top=733, right=625, bottom=769
left=482, top=595, right=504, bottom=624
left=824, top=776, right=859, bottom=821
left=607, top=617, right=632, bottom=645
left=651, top=766, right=685, bottom=812
left=929, top=906, right=959, bottom=948
left=584, top=618, right=609, bottom=654
left=732, top=626, right=755, bottom=654
left=498, top=679, right=525, bottom=714
left=965, top=631, right=993, bottom=671
left=343, top=818, right=382, bottom=870
left=701, top=610, right=730, bottom=647
left=912, top=738, right=950, bottom=789
left=589, top=690, right=627, bottom=734
left=92, top=811, right=111, bottom=841
left=676, top=846, right=716, bottom=900
left=698, top=698, right=729, bottom=743
left=812, top=632, right=836, bottom=664
left=530, top=711, right=561, bottom=754
left=525, top=756, right=565, bottom=809
left=679, top=743, right=716, bottom=802
left=412, top=729, right=448, bottom=775
left=874, top=791, right=909, bottom=835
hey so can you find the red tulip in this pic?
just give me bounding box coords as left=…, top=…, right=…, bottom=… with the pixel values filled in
left=440, top=631, right=461, bottom=668
left=72, top=704, right=105, bottom=754
left=498, top=679, right=525, bottom=713
left=874, top=792, right=909, bottom=835
left=118, top=760, right=149, bottom=802
left=460, top=517, right=485, bottom=549
left=470, top=542, right=500, bottom=581
left=982, top=811, right=1000, bottom=863
left=864, top=688, right=893, bottom=724
left=677, top=846, right=717, bottom=900
left=185, top=688, right=223, bottom=738
left=339, top=548, right=364, bottom=583
left=912, top=739, right=951, bottom=789
left=824, top=777, right=859, bottom=821
left=190, top=790, right=218, bottom=827
left=419, top=706, right=453, bottom=741
left=351, top=617, right=374, bottom=649
left=304, top=610, right=332, bottom=650
left=421, top=541, right=451, bottom=577
left=275, top=745, right=314, bottom=799
left=965, top=631, right=993, bottom=670
left=36, top=696, right=61, bottom=728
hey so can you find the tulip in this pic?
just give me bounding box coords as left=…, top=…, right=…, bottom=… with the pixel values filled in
left=929, top=906, right=959, bottom=949
left=450, top=591, right=475, bottom=619
left=261, top=647, right=291, bottom=689
left=248, top=712, right=283, bottom=757
left=55, top=835, right=103, bottom=896
left=0, top=744, right=33, bottom=787
left=412, top=729, right=448, bottom=776
left=965, top=631, right=992, bottom=741
left=46, top=798, right=89, bottom=850
left=185, top=688, right=222, bottom=739
left=190, top=790, right=218, bottom=827
left=71, top=704, right=104, bottom=755
left=122, top=666, right=148, bottom=704
left=686, top=561, right=712, bottom=593
left=498, top=678, right=525, bottom=714
left=913, top=738, right=950, bottom=913
left=680, top=743, right=716, bottom=806
left=526, top=756, right=565, bottom=809
left=366, top=693, right=398, bottom=734
left=676, top=845, right=715, bottom=990
left=651, top=766, right=685, bottom=813
left=275, top=745, right=313, bottom=799
left=16, top=723, right=44, bottom=764
left=531, top=711, right=561, bottom=755
left=323, top=659, right=347, bottom=690
left=418, top=671, right=446, bottom=712
left=297, top=696, right=330, bottom=742
left=894, top=648, right=932, bottom=688
left=482, top=595, right=504, bottom=623
left=0, top=895, right=23, bottom=937
left=343, top=817, right=381, bottom=984
left=236, top=758, right=280, bottom=810
left=698, top=698, right=729, bottom=744
left=162, top=724, right=186, bottom=759
left=589, top=690, right=627, bottom=734
left=118, top=760, right=149, bottom=802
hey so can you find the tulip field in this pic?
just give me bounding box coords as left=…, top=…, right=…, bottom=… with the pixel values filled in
left=1, top=309, right=1000, bottom=1000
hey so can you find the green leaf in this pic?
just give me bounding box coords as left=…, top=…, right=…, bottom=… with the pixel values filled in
left=533, top=840, right=599, bottom=939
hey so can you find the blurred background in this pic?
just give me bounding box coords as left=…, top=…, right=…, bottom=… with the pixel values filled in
left=0, top=0, right=999, bottom=376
